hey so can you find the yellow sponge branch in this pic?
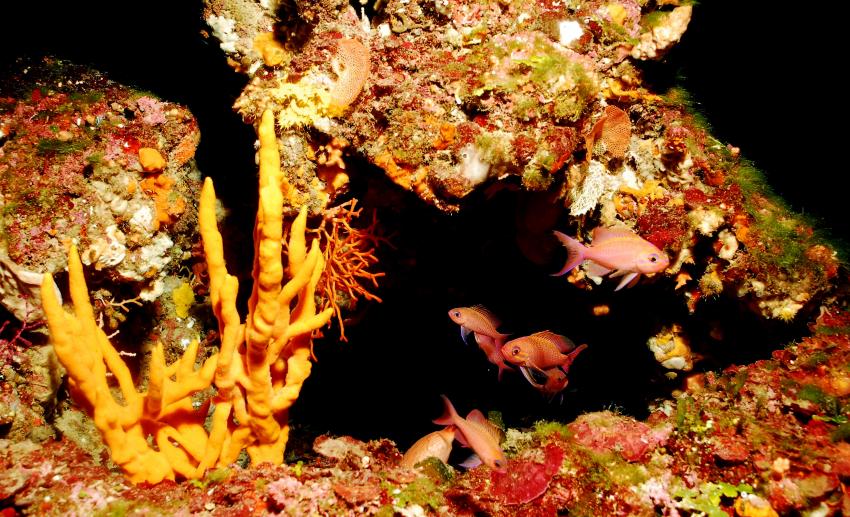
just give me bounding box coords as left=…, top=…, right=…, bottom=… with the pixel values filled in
left=41, top=108, right=333, bottom=484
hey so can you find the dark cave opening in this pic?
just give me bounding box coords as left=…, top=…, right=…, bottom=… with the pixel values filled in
left=289, top=164, right=813, bottom=449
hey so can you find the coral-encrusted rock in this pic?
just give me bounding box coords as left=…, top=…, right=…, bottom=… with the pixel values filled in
left=490, top=444, right=564, bottom=505
left=569, top=410, right=672, bottom=462
left=0, top=59, right=202, bottom=322
left=446, top=443, right=565, bottom=514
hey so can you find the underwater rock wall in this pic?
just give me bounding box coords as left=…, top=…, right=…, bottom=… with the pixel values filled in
left=203, top=0, right=839, bottom=362
left=0, top=60, right=202, bottom=322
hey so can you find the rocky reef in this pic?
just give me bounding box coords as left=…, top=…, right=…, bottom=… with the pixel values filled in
left=1, top=0, right=850, bottom=516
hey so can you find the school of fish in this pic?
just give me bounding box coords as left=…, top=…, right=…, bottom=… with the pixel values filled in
left=401, top=226, right=669, bottom=474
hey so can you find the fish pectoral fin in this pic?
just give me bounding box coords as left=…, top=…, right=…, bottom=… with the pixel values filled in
left=460, top=326, right=471, bottom=344
left=614, top=272, right=639, bottom=291
left=520, top=366, right=549, bottom=389
left=609, top=268, right=629, bottom=278
left=459, top=454, right=482, bottom=469
left=519, top=366, right=546, bottom=388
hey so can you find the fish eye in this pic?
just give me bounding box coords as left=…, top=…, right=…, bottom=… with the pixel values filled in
left=649, top=254, right=658, bottom=263
left=511, top=347, right=520, bottom=356
left=495, top=460, right=505, bottom=468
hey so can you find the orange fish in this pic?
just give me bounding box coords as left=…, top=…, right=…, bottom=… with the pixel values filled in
left=553, top=226, right=669, bottom=290
left=433, top=395, right=506, bottom=472
left=473, top=333, right=513, bottom=381
left=400, top=426, right=456, bottom=469
left=448, top=305, right=510, bottom=343
left=519, top=344, right=588, bottom=401
left=501, top=331, right=583, bottom=374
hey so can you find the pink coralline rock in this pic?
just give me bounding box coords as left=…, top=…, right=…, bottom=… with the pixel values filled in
left=711, top=433, right=750, bottom=463
left=490, top=443, right=565, bottom=505
left=0, top=59, right=202, bottom=322
left=568, top=411, right=672, bottom=462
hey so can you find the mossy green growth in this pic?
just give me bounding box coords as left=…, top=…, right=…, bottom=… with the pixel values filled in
left=512, top=94, right=539, bottom=121
left=591, top=16, right=639, bottom=47
left=589, top=450, right=649, bottom=488
left=94, top=500, right=176, bottom=517
left=95, top=501, right=132, bottom=517
left=730, top=157, right=846, bottom=270
left=675, top=395, right=709, bottom=433
left=724, top=369, right=748, bottom=397
left=469, top=34, right=597, bottom=122
left=188, top=468, right=230, bottom=489
left=413, top=456, right=454, bottom=483
left=394, top=478, right=445, bottom=511
left=522, top=163, right=555, bottom=191
left=672, top=482, right=753, bottom=517
left=803, top=350, right=830, bottom=368
left=86, top=152, right=104, bottom=165
left=36, top=137, right=89, bottom=155
left=816, top=324, right=850, bottom=336
left=486, top=410, right=505, bottom=431
left=640, top=10, right=669, bottom=30
left=552, top=62, right=597, bottom=122
left=797, top=384, right=841, bottom=417
left=533, top=420, right=571, bottom=440
left=475, top=133, right=512, bottom=166
left=830, top=422, right=850, bottom=442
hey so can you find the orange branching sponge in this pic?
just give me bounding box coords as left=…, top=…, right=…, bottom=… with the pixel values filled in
left=585, top=105, right=632, bottom=161
left=327, top=38, right=370, bottom=116
left=40, top=109, right=333, bottom=483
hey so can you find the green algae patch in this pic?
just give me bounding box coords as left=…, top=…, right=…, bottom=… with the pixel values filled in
left=672, top=482, right=753, bottom=517
left=533, top=420, right=572, bottom=440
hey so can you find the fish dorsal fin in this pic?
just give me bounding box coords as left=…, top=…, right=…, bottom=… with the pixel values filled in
left=531, top=330, right=575, bottom=353
left=471, top=305, right=501, bottom=326
left=466, top=411, right=504, bottom=445
left=466, top=409, right=487, bottom=425
left=592, top=226, right=637, bottom=244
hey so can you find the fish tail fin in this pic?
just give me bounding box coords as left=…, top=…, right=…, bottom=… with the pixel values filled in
left=433, top=395, right=459, bottom=426
left=552, top=231, right=586, bottom=276
left=560, top=343, right=588, bottom=373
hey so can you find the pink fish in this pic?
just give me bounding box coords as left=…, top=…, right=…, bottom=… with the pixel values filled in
left=433, top=395, right=506, bottom=472
left=400, top=426, right=456, bottom=469
left=519, top=344, right=588, bottom=401
left=448, top=305, right=510, bottom=343
left=473, top=333, right=513, bottom=381
left=502, top=331, right=584, bottom=374
left=553, top=226, right=669, bottom=290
